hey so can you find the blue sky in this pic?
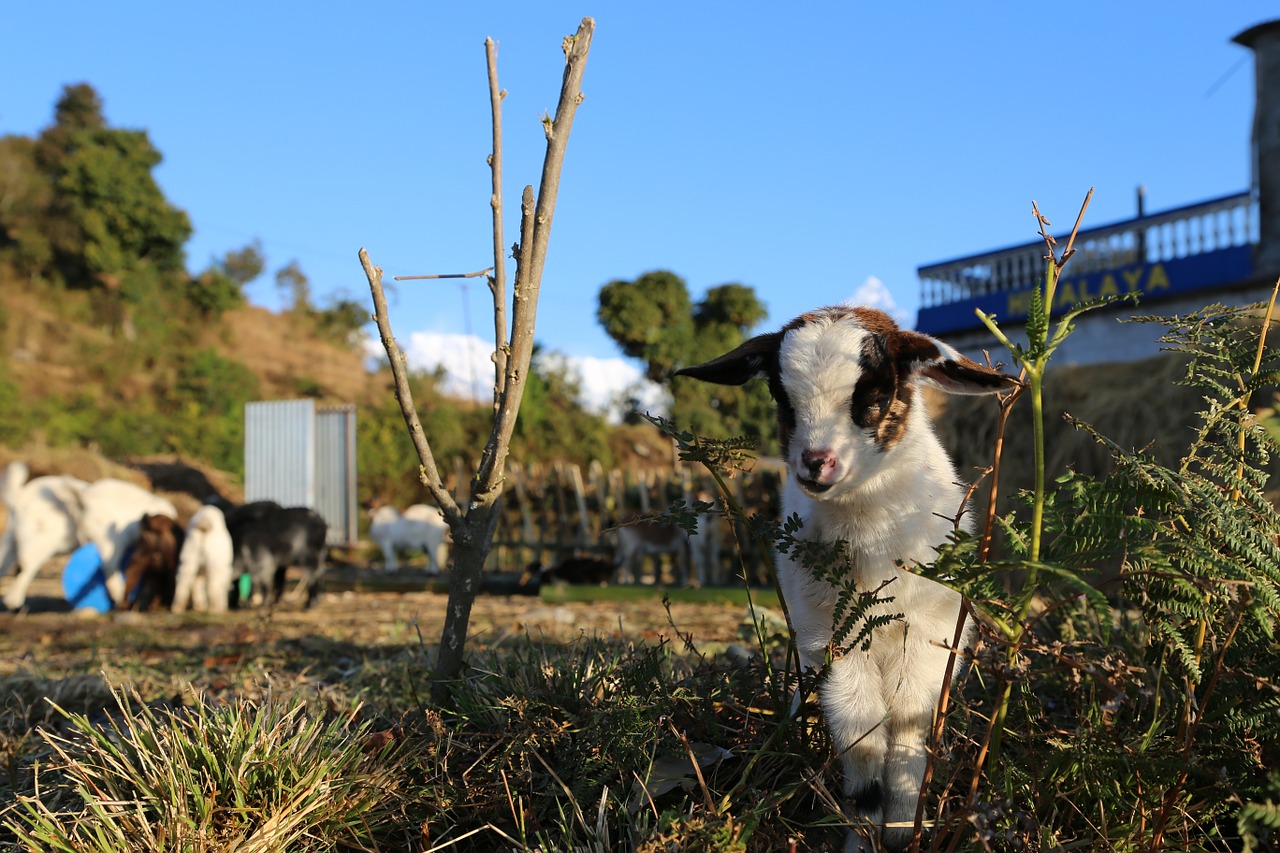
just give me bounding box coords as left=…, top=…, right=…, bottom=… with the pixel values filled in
left=2, top=3, right=1276, bottom=410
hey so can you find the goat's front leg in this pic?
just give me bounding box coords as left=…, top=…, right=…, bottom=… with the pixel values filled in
left=172, top=556, right=197, bottom=613
left=877, top=617, right=967, bottom=851
left=205, top=558, right=232, bottom=613
left=2, top=566, right=37, bottom=611
left=822, top=649, right=891, bottom=848
left=0, top=527, right=17, bottom=583
left=378, top=537, right=398, bottom=570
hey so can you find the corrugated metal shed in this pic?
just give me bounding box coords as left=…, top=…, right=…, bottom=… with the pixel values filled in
left=315, top=404, right=358, bottom=545
left=244, top=400, right=357, bottom=545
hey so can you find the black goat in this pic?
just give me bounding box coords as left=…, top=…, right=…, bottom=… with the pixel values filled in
left=221, top=500, right=328, bottom=609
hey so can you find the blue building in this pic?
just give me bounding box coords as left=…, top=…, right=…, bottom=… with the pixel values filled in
left=916, top=20, right=1280, bottom=365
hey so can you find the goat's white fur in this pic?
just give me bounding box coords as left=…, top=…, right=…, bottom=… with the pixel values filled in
left=369, top=504, right=449, bottom=573
left=1, top=462, right=177, bottom=611
left=1, top=463, right=88, bottom=610
left=79, top=479, right=178, bottom=606
left=172, top=504, right=234, bottom=613
left=677, top=306, right=1016, bottom=851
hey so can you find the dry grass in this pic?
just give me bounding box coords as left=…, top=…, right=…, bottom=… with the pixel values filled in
left=205, top=305, right=377, bottom=403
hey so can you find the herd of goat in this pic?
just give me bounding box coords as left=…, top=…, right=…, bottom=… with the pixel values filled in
left=0, top=461, right=329, bottom=612
left=0, top=461, right=731, bottom=614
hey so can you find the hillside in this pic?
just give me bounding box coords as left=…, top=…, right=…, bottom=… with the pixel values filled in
left=0, top=269, right=675, bottom=509
left=205, top=304, right=377, bottom=404
left=2, top=281, right=374, bottom=407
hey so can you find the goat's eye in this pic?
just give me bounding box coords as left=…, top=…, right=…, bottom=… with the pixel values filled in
left=851, top=386, right=887, bottom=427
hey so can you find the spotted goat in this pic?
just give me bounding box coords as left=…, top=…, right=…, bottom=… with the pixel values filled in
left=676, top=305, right=1019, bottom=851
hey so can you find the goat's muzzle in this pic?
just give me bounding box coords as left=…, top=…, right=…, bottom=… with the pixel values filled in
left=797, top=448, right=841, bottom=494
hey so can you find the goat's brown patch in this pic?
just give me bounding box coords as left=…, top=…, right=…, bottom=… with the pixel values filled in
left=123, top=514, right=184, bottom=611
left=851, top=320, right=916, bottom=452
left=874, top=394, right=912, bottom=449
left=850, top=306, right=901, bottom=337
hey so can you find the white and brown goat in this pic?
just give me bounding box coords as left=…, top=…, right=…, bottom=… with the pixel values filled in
left=677, top=306, right=1018, bottom=851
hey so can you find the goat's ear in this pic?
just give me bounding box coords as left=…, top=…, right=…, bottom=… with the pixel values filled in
left=893, top=330, right=1022, bottom=395
left=673, top=331, right=782, bottom=386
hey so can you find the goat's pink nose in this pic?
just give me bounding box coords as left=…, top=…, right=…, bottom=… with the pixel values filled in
left=800, top=449, right=836, bottom=480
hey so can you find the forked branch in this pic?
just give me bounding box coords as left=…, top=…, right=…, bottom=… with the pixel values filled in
left=359, top=18, right=595, bottom=694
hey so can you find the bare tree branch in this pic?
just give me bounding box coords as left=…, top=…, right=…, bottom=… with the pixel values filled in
left=486, top=37, right=510, bottom=408
left=358, top=248, right=465, bottom=533
left=474, top=19, right=594, bottom=501
left=393, top=268, right=493, bottom=281
left=361, top=18, right=595, bottom=699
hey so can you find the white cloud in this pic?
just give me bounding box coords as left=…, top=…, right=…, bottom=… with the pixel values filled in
left=539, top=351, right=669, bottom=423
left=367, top=330, right=666, bottom=422
left=390, top=330, right=496, bottom=402
left=844, top=276, right=911, bottom=327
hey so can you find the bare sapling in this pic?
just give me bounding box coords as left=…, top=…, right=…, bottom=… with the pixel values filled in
left=360, top=18, right=595, bottom=703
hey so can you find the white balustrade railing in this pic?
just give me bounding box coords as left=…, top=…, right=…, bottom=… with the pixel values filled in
left=918, top=192, right=1256, bottom=309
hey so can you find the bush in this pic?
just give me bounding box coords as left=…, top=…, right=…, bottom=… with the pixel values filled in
left=185, top=269, right=244, bottom=318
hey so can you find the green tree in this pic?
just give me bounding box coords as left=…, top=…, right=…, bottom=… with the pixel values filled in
left=0, top=135, right=55, bottom=281
left=187, top=241, right=265, bottom=318
left=33, top=82, right=105, bottom=170
left=219, top=239, right=265, bottom=289
left=313, top=293, right=370, bottom=347
left=597, top=271, right=773, bottom=443
left=36, top=84, right=191, bottom=291
left=162, top=349, right=261, bottom=473
left=597, top=271, right=694, bottom=381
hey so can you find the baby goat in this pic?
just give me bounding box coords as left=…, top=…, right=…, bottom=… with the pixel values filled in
left=172, top=504, right=235, bottom=613
left=368, top=503, right=449, bottom=574
left=122, top=513, right=185, bottom=611
left=677, top=306, right=1018, bottom=851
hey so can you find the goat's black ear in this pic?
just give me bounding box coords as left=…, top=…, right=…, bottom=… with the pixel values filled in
left=673, top=332, right=782, bottom=386
left=893, top=330, right=1023, bottom=395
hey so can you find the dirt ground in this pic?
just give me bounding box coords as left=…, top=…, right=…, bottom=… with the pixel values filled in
left=0, top=563, right=757, bottom=682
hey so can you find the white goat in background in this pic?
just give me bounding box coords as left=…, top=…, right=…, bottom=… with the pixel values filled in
left=0, top=462, right=88, bottom=610
left=369, top=503, right=449, bottom=574
left=172, top=504, right=234, bottom=613
left=677, top=305, right=1018, bottom=851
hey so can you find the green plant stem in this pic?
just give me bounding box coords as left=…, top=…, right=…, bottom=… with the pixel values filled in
left=1026, top=367, right=1046, bottom=570
left=973, top=241, right=1066, bottom=771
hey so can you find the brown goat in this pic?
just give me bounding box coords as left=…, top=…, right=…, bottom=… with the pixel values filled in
left=122, top=513, right=185, bottom=611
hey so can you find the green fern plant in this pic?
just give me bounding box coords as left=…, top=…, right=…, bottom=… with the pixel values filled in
left=1239, top=772, right=1280, bottom=853
left=925, top=297, right=1280, bottom=850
